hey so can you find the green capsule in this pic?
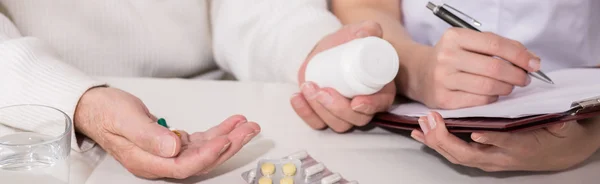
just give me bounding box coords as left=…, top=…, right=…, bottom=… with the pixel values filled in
left=157, top=118, right=168, bottom=128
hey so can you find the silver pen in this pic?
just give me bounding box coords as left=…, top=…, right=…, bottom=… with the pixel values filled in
left=426, top=2, right=554, bottom=84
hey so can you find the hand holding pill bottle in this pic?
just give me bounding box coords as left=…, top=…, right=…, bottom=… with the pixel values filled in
left=291, top=21, right=398, bottom=133
left=304, top=36, right=399, bottom=98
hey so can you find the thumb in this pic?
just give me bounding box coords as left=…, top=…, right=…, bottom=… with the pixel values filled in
left=113, top=115, right=181, bottom=158
left=299, top=20, right=384, bottom=84
left=545, top=121, right=580, bottom=138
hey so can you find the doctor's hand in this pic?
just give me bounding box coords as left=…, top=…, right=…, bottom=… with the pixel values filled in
left=74, top=87, right=261, bottom=179
left=411, top=112, right=599, bottom=172
left=290, top=21, right=396, bottom=133
left=406, top=28, right=540, bottom=109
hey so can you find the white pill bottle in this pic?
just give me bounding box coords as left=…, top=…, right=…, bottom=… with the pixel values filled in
left=304, top=36, right=399, bottom=98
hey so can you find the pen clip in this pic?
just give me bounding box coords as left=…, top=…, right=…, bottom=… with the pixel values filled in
left=442, top=4, right=482, bottom=27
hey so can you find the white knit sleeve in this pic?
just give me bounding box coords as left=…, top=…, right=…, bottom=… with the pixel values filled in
left=0, top=14, right=105, bottom=152
left=210, top=0, right=342, bottom=85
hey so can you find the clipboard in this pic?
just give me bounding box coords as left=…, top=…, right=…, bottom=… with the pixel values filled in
left=372, top=96, right=600, bottom=133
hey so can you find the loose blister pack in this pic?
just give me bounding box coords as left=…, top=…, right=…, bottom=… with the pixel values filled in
left=242, top=151, right=358, bottom=184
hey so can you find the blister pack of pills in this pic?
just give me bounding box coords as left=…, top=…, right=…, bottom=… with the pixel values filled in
left=241, top=151, right=358, bottom=184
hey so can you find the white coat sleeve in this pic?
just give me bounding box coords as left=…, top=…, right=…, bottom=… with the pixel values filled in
left=210, top=0, right=342, bottom=85
left=0, top=13, right=105, bottom=152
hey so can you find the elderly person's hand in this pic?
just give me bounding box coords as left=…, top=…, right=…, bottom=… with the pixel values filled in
left=290, top=21, right=396, bottom=133
left=411, top=111, right=600, bottom=172
left=73, top=87, right=261, bottom=179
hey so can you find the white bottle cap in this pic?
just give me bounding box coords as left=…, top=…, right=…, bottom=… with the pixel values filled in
left=341, top=37, right=399, bottom=94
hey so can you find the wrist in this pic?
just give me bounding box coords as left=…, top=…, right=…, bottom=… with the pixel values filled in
left=73, top=86, right=110, bottom=137
left=394, top=43, right=434, bottom=101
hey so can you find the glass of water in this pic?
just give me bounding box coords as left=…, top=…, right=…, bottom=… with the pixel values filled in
left=0, top=105, right=71, bottom=184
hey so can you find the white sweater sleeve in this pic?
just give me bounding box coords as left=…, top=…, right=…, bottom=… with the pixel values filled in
left=210, top=0, right=342, bottom=85
left=0, top=14, right=105, bottom=152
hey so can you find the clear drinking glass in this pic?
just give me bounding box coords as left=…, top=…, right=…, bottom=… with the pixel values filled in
left=0, top=105, right=71, bottom=184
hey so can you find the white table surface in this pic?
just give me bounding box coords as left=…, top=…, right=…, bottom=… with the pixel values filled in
left=68, top=77, right=600, bottom=184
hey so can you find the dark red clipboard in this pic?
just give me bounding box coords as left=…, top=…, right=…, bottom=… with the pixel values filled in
left=372, top=96, right=600, bottom=133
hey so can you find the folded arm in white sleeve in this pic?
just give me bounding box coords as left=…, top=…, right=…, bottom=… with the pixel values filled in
left=0, top=13, right=105, bottom=152
left=210, top=0, right=342, bottom=85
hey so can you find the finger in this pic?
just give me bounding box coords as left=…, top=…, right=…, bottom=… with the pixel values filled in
left=105, top=131, right=231, bottom=179
left=201, top=115, right=247, bottom=140
left=507, top=40, right=542, bottom=64
left=437, top=91, right=498, bottom=109
left=419, top=112, right=490, bottom=167
left=111, top=115, right=181, bottom=157
left=149, top=114, right=159, bottom=122
left=444, top=72, right=514, bottom=96
left=471, top=131, right=514, bottom=148
left=351, top=82, right=396, bottom=114
left=410, top=129, right=426, bottom=143
left=199, top=121, right=261, bottom=175
left=171, top=136, right=232, bottom=179
left=190, top=119, right=260, bottom=143
left=415, top=116, right=459, bottom=163
left=301, top=82, right=353, bottom=132
left=445, top=28, right=540, bottom=72
left=445, top=49, right=529, bottom=86
left=317, top=88, right=373, bottom=126
left=414, top=121, right=508, bottom=171
left=290, top=93, right=327, bottom=129
left=545, top=121, right=580, bottom=138
left=176, top=130, right=191, bottom=145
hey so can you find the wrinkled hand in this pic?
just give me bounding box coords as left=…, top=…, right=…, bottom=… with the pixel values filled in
left=408, top=28, right=540, bottom=109
left=291, top=21, right=396, bottom=132
left=74, top=87, right=260, bottom=179
left=411, top=112, right=599, bottom=172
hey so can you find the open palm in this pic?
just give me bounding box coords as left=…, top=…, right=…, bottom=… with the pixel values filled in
left=74, top=87, right=261, bottom=179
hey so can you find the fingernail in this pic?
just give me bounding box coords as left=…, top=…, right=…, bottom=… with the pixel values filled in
left=253, top=126, right=261, bottom=134
left=316, top=91, right=333, bottom=107
left=356, top=31, right=368, bottom=38
left=472, top=133, right=486, bottom=143
left=235, top=120, right=247, bottom=128
left=411, top=132, right=425, bottom=143
left=290, top=93, right=304, bottom=107
left=352, top=104, right=371, bottom=113
left=528, top=59, right=541, bottom=71
left=219, top=142, right=231, bottom=156
left=528, top=50, right=540, bottom=59
left=418, top=117, right=429, bottom=135
left=427, top=113, right=437, bottom=129
left=160, top=136, right=177, bottom=157
left=476, top=136, right=487, bottom=143
left=559, top=122, right=568, bottom=130
left=525, top=76, right=532, bottom=85
left=301, top=82, right=318, bottom=99
left=242, top=133, right=256, bottom=144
